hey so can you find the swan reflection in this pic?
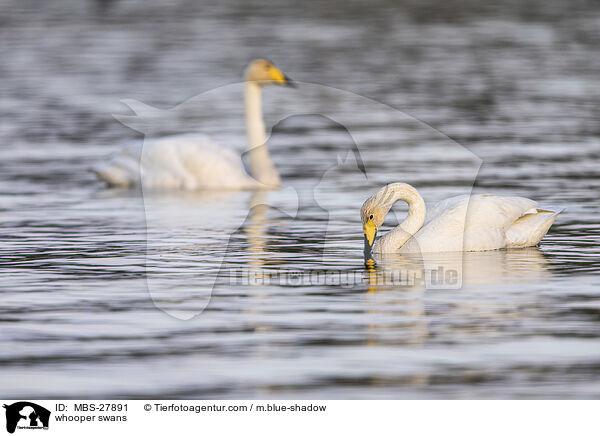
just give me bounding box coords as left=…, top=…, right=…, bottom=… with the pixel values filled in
left=366, top=248, right=550, bottom=292
left=362, top=247, right=552, bottom=350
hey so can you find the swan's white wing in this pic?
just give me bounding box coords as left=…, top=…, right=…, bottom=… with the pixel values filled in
left=464, top=194, right=538, bottom=231
left=93, top=133, right=256, bottom=190
left=406, top=196, right=473, bottom=252
left=461, top=194, right=542, bottom=251
left=506, top=206, right=563, bottom=248
left=424, top=194, right=469, bottom=226
left=406, top=194, right=543, bottom=252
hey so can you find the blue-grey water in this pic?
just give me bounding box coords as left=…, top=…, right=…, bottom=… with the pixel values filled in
left=1, top=0, right=599, bottom=399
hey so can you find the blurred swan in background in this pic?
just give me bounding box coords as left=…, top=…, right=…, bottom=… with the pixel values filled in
left=362, top=182, right=562, bottom=255
left=93, top=59, right=294, bottom=190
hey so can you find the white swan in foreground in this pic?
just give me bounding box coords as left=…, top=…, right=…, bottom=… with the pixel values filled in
left=361, top=183, right=562, bottom=255
left=93, top=59, right=294, bottom=190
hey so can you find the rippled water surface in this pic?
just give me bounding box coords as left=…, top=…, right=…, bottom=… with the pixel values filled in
left=1, top=0, right=599, bottom=398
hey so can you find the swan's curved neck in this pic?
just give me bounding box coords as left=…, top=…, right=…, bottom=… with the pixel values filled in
left=245, top=82, right=280, bottom=186
left=377, top=183, right=426, bottom=252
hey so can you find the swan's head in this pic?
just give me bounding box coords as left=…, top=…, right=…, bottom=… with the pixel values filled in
left=361, top=184, right=405, bottom=257
left=245, top=59, right=295, bottom=87
left=360, top=192, right=389, bottom=258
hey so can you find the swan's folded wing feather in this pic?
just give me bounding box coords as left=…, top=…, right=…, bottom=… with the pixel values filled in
left=506, top=207, right=563, bottom=248
left=461, top=195, right=540, bottom=250
left=463, top=194, right=538, bottom=230
left=94, top=133, right=256, bottom=189
left=411, top=194, right=542, bottom=252
left=409, top=196, right=473, bottom=252
left=142, top=134, right=254, bottom=189
left=424, top=194, right=469, bottom=225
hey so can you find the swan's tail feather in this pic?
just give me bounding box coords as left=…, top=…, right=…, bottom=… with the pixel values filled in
left=92, top=143, right=143, bottom=187
left=92, top=165, right=133, bottom=187
left=92, top=156, right=141, bottom=187
left=506, top=207, right=564, bottom=248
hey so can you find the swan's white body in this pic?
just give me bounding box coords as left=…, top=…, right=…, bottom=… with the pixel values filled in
left=362, top=183, right=562, bottom=254
left=93, top=133, right=260, bottom=190
left=94, top=59, right=289, bottom=190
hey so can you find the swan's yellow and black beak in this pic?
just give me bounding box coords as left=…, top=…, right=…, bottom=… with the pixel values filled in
left=363, top=219, right=377, bottom=259
left=269, top=65, right=296, bottom=88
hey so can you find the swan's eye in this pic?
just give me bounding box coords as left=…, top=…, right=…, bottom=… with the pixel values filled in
left=369, top=214, right=374, bottom=220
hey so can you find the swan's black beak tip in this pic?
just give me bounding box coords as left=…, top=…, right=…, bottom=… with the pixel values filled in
left=363, top=234, right=375, bottom=263
left=284, top=75, right=297, bottom=88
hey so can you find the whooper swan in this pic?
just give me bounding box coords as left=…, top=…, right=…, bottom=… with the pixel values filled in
left=361, top=182, right=562, bottom=256
left=93, top=59, right=294, bottom=190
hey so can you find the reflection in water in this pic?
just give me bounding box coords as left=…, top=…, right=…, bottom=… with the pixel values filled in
left=356, top=247, right=556, bottom=391
left=244, top=190, right=269, bottom=280
left=362, top=253, right=431, bottom=391
left=370, top=248, right=551, bottom=291
left=246, top=191, right=269, bottom=255
left=362, top=248, right=552, bottom=350
left=364, top=258, right=429, bottom=344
